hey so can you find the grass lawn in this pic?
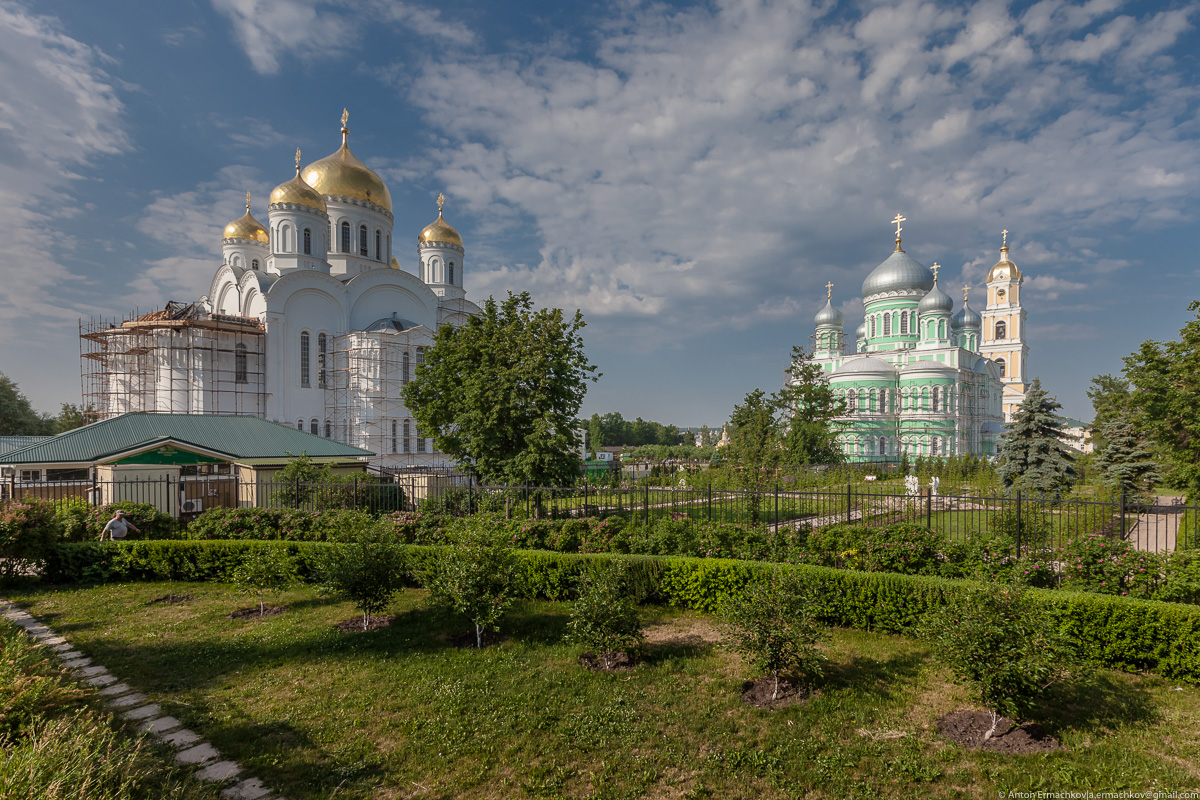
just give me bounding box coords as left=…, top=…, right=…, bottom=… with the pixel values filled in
left=7, top=581, right=1200, bottom=799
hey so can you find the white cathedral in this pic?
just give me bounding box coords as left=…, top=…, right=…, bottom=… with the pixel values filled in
left=81, top=111, right=480, bottom=470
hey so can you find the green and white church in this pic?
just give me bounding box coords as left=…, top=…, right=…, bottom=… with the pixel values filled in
left=804, top=217, right=1027, bottom=462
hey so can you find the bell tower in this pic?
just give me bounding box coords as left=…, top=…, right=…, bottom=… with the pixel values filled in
left=979, top=230, right=1029, bottom=421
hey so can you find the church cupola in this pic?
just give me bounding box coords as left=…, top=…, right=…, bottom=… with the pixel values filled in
left=222, top=192, right=270, bottom=272
left=979, top=229, right=1029, bottom=421
left=916, top=263, right=954, bottom=347
left=418, top=193, right=465, bottom=300
left=951, top=285, right=982, bottom=352
left=268, top=148, right=331, bottom=275
left=813, top=282, right=845, bottom=356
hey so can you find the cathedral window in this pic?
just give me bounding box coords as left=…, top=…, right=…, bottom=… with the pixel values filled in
left=448, top=263, right=455, bottom=284
left=921, top=386, right=929, bottom=410
left=297, top=419, right=304, bottom=431
left=281, top=225, right=292, bottom=252
left=375, top=230, right=381, bottom=260
left=900, top=311, right=908, bottom=335
left=869, top=316, right=876, bottom=338
left=300, top=332, right=311, bottom=387
left=932, top=387, right=940, bottom=412
left=402, top=351, right=410, bottom=383
left=303, top=228, right=312, bottom=255
left=996, top=358, right=1006, bottom=378
left=386, top=234, right=391, bottom=261
left=931, top=437, right=939, bottom=457
left=317, top=333, right=327, bottom=389
left=417, top=346, right=425, bottom=366
left=996, top=320, right=1007, bottom=339
left=324, top=420, right=331, bottom=439
left=857, top=388, right=867, bottom=412
left=938, top=320, right=946, bottom=339
left=866, top=438, right=875, bottom=456
left=251, top=259, right=259, bottom=270
left=880, top=436, right=888, bottom=456
left=883, top=314, right=891, bottom=336
left=403, top=420, right=411, bottom=453
left=340, top=222, right=351, bottom=253
left=392, top=420, right=398, bottom=453
left=310, top=419, right=318, bottom=436
left=359, top=225, right=368, bottom=256
left=869, top=388, right=877, bottom=412
left=417, top=425, right=426, bottom=453
left=235, top=344, right=248, bottom=384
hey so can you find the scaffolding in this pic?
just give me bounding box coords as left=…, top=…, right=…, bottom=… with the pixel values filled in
left=326, top=325, right=448, bottom=470
left=80, top=302, right=266, bottom=423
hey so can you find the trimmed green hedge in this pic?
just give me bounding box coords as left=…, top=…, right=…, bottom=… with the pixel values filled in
left=40, top=540, right=1200, bottom=684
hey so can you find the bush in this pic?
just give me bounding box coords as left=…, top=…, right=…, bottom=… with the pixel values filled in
left=83, top=503, right=178, bottom=541
left=316, top=533, right=407, bottom=631
left=920, top=584, right=1087, bottom=739
left=53, top=498, right=93, bottom=542
left=424, top=516, right=520, bottom=648
left=566, top=562, right=645, bottom=669
left=719, top=569, right=827, bottom=700
left=232, top=548, right=296, bottom=616
left=187, top=506, right=376, bottom=542
left=0, top=500, right=58, bottom=584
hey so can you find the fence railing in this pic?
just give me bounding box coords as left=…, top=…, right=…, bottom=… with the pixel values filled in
left=3, top=475, right=1192, bottom=553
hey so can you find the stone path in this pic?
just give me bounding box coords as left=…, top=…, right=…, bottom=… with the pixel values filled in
left=1125, top=496, right=1184, bottom=553
left=0, top=599, right=285, bottom=800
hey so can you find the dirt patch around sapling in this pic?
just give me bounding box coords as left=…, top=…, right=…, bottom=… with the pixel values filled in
left=228, top=605, right=286, bottom=621
left=579, top=650, right=638, bottom=671
left=936, top=710, right=1063, bottom=754
left=334, top=615, right=394, bottom=633
left=643, top=617, right=722, bottom=648
left=741, top=676, right=815, bottom=709
left=148, top=594, right=194, bottom=605
left=445, top=629, right=509, bottom=649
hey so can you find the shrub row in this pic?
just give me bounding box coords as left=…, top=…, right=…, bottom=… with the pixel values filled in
left=41, top=540, right=1200, bottom=684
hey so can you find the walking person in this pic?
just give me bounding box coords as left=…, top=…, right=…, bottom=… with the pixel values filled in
left=99, top=509, right=140, bottom=541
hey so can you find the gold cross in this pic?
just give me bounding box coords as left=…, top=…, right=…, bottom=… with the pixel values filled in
left=437, top=193, right=446, bottom=214
left=930, top=262, right=940, bottom=283
left=1002, top=229, right=1008, bottom=248
left=892, top=213, right=906, bottom=238
left=295, top=147, right=301, bottom=170
left=245, top=190, right=250, bottom=211
left=341, top=108, right=350, bottom=128
left=962, top=285, right=970, bottom=302
left=825, top=281, right=834, bottom=299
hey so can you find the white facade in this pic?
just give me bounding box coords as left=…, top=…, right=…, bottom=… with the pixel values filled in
left=86, top=112, right=480, bottom=471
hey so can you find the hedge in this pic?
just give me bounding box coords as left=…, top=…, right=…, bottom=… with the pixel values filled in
left=39, top=540, right=1200, bottom=684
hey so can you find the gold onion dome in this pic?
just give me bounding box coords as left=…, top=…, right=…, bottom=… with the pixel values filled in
left=419, top=193, right=463, bottom=247
left=301, top=110, right=392, bottom=213
left=223, top=193, right=269, bottom=243
left=986, top=230, right=1022, bottom=282
left=271, top=148, right=327, bottom=212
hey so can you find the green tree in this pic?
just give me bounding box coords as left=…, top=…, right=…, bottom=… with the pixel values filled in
left=402, top=291, right=598, bottom=487
left=271, top=453, right=351, bottom=508
left=0, top=374, right=51, bottom=436
left=996, top=377, right=1076, bottom=497
left=1085, top=373, right=1130, bottom=452
left=1094, top=409, right=1161, bottom=497
left=778, top=346, right=847, bottom=465
left=719, top=570, right=827, bottom=701
left=566, top=562, right=645, bottom=669
left=232, top=548, right=296, bottom=616
left=52, top=404, right=88, bottom=434
left=1123, top=301, right=1200, bottom=502
left=920, top=585, right=1085, bottom=741
left=317, top=533, right=406, bottom=631
left=424, top=517, right=520, bottom=648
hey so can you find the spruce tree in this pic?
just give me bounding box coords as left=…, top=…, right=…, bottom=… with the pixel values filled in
left=996, top=377, right=1076, bottom=497
left=1095, top=410, right=1161, bottom=496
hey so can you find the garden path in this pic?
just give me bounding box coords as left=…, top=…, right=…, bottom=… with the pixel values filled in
left=1125, top=497, right=1182, bottom=553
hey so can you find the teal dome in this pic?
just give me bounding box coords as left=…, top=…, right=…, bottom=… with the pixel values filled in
left=918, top=283, right=953, bottom=315
left=862, top=249, right=934, bottom=298
left=952, top=301, right=981, bottom=329
left=815, top=298, right=844, bottom=328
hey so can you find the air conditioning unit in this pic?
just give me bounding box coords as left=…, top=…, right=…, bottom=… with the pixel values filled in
left=181, top=499, right=203, bottom=514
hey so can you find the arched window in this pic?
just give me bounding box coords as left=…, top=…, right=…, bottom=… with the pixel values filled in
left=900, top=311, right=908, bottom=335
left=867, top=438, right=875, bottom=456
left=921, top=386, right=930, bottom=410
left=340, top=221, right=351, bottom=253
left=297, top=419, right=304, bottom=430
left=391, top=420, right=398, bottom=453
left=931, top=437, right=939, bottom=457
left=858, top=388, right=867, bottom=411
left=375, top=230, right=381, bottom=260
left=402, top=351, right=410, bottom=383
left=359, top=225, right=368, bottom=256
left=317, top=333, right=327, bottom=389
left=417, top=346, right=425, bottom=366
left=883, top=314, right=891, bottom=336
left=386, top=234, right=391, bottom=261
left=235, top=343, right=248, bottom=384
left=448, top=262, right=455, bottom=285
left=280, top=224, right=291, bottom=252
left=880, top=436, right=888, bottom=456
left=303, top=228, right=312, bottom=255
left=932, top=386, right=940, bottom=412
left=938, top=319, right=946, bottom=339
left=416, top=424, right=426, bottom=453
left=324, top=420, right=331, bottom=438
left=299, top=332, right=310, bottom=387
left=310, top=419, right=318, bottom=436
left=996, top=320, right=1007, bottom=339
left=996, top=358, right=1006, bottom=378
left=870, top=316, right=877, bottom=338
left=402, top=420, right=411, bottom=453
left=251, top=259, right=259, bottom=271
left=869, top=387, right=877, bottom=412
left=847, top=390, right=856, bottom=412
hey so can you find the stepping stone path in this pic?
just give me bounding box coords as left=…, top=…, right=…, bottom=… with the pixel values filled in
left=0, top=599, right=288, bottom=800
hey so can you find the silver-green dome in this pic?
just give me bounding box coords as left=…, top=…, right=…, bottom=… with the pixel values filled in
left=814, top=298, right=844, bottom=328
left=951, top=301, right=981, bottom=329
left=832, top=356, right=898, bottom=377
left=917, top=283, right=953, bottom=315
left=855, top=321, right=866, bottom=340
left=862, top=249, right=934, bottom=298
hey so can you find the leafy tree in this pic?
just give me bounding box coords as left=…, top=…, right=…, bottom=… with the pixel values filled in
left=424, top=516, right=520, bottom=648
left=996, top=377, right=1076, bottom=497
left=403, top=291, right=598, bottom=487
left=1094, top=409, right=1161, bottom=497
left=727, top=388, right=780, bottom=481
left=52, top=404, right=89, bottom=434
left=778, top=346, right=847, bottom=465
left=232, top=548, right=296, bottom=616
left=920, top=585, right=1085, bottom=741
left=1123, top=301, right=1200, bottom=502
left=697, top=424, right=713, bottom=448
left=718, top=570, right=827, bottom=701
left=0, top=374, right=51, bottom=436
left=566, top=562, right=644, bottom=669
left=317, top=533, right=406, bottom=631
left=272, top=453, right=351, bottom=508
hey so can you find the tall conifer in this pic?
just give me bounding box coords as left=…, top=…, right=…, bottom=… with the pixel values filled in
left=996, top=377, right=1076, bottom=497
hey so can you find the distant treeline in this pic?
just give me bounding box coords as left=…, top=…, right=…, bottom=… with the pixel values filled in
left=586, top=412, right=716, bottom=449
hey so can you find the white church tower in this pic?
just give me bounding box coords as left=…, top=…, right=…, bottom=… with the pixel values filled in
left=979, top=231, right=1029, bottom=421
left=418, top=193, right=466, bottom=300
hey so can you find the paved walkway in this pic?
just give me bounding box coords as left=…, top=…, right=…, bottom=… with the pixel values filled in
left=0, top=599, right=286, bottom=800
left=1125, top=496, right=1185, bottom=553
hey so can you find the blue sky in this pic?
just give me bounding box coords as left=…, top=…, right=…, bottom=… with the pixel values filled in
left=1, top=0, right=1197, bottom=427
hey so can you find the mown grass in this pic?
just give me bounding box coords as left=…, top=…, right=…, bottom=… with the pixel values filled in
left=7, top=581, right=1200, bottom=799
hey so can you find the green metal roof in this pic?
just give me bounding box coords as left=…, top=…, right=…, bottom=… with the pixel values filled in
left=0, top=436, right=52, bottom=457
left=0, top=414, right=373, bottom=465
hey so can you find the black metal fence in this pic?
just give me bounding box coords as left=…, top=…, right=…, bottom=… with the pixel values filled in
left=3, top=474, right=1193, bottom=553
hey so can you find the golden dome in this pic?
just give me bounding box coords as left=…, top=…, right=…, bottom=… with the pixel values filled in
left=223, top=193, right=269, bottom=243
left=271, top=149, right=327, bottom=212
left=419, top=194, right=463, bottom=247
left=390, top=255, right=401, bottom=270
left=301, top=110, right=391, bottom=213
left=986, top=248, right=1022, bottom=283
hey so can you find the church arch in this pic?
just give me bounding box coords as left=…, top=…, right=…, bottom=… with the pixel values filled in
left=231, top=254, right=242, bottom=267
left=996, top=320, right=1007, bottom=339
left=996, top=358, right=1006, bottom=377
left=280, top=224, right=292, bottom=253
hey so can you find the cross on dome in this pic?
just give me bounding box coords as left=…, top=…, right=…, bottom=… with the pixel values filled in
left=930, top=262, right=940, bottom=283
left=245, top=191, right=250, bottom=212
left=437, top=192, right=446, bottom=214
left=892, top=213, right=905, bottom=238
left=962, top=284, right=970, bottom=302
left=294, top=147, right=301, bottom=170
left=825, top=280, right=834, bottom=299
